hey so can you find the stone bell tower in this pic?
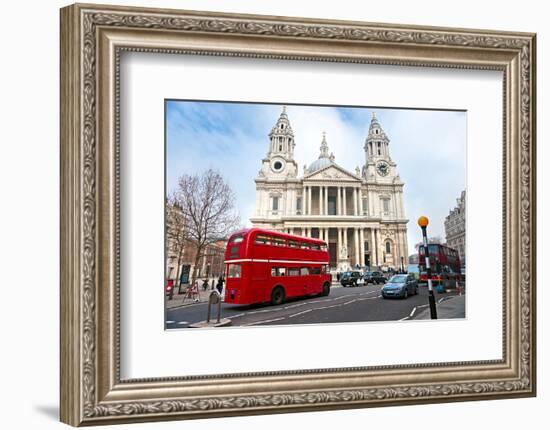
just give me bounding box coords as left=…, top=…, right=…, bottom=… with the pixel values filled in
left=258, top=106, right=298, bottom=179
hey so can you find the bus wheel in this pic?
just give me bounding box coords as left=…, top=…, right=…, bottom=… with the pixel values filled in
left=271, top=287, right=285, bottom=306
left=322, top=282, right=331, bottom=296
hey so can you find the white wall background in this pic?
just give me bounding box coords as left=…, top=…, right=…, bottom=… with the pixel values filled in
left=0, top=0, right=546, bottom=428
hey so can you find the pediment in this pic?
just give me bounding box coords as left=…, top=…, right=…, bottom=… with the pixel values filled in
left=304, top=164, right=361, bottom=182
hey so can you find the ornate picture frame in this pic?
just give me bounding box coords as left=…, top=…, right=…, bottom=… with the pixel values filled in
left=60, top=3, right=536, bottom=426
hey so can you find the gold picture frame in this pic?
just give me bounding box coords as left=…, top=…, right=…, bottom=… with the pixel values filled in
left=60, top=3, right=536, bottom=426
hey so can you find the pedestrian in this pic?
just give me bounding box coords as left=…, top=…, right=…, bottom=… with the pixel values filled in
left=211, top=279, right=215, bottom=290
left=216, top=276, right=223, bottom=295
left=336, top=272, right=341, bottom=282
left=202, top=279, right=208, bottom=291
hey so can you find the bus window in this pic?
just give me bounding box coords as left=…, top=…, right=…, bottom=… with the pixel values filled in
left=288, top=268, right=299, bottom=276
left=300, top=242, right=310, bottom=249
left=429, top=244, right=439, bottom=254
left=271, top=267, right=286, bottom=277
left=300, top=267, right=309, bottom=276
left=311, top=243, right=320, bottom=251
left=310, top=267, right=321, bottom=275
left=229, top=245, right=240, bottom=258
left=288, top=240, right=299, bottom=248
left=320, top=244, right=328, bottom=251
left=227, top=264, right=242, bottom=278
left=229, top=234, right=244, bottom=258
left=255, top=234, right=271, bottom=245
left=272, top=237, right=286, bottom=247
left=230, top=234, right=244, bottom=244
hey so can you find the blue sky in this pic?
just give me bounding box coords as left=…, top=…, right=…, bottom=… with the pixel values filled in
left=166, top=100, right=466, bottom=255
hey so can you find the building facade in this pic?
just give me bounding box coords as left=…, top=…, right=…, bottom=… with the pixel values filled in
left=250, top=106, right=408, bottom=271
left=444, top=190, right=466, bottom=267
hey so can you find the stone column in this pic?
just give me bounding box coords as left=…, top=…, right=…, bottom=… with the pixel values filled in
left=343, top=228, right=348, bottom=256
left=375, top=228, right=382, bottom=266
left=308, top=186, right=312, bottom=216
left=320, top=186, right=324, bottom=215
left=370, top=229, right=377, bottom=267
left=353, top=228, right=361, bottom=264
left=301, top=227, right=305, bottom=237
left=304, top=186, right=307, bottom=215
left=326, top=188, right=330, bottom=216
left=353, top=187, right=358, bottom=216
left=343, top=187, right=347, bottom=215
left=360, top=228, right=365, bottom=267
left=336, top=187, right=341, bottom=215
left=358, top=188, right=363, bottom=216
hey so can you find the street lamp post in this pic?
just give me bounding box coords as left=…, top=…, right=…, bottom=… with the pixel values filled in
left=418, top=216, right=437, bottom=319
left=400, top=256, right=405, bottom=273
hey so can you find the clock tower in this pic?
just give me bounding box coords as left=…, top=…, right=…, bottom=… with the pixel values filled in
left=363, top=112, right=398, bottom=183
left=258, top=105, right=298, bottom=179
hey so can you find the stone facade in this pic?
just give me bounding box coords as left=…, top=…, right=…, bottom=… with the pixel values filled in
left=444, top=190, right=466, bottom=267
left=250, top=106, right=408, bottom=272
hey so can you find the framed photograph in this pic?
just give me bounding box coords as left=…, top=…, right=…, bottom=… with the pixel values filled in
left=60, top=3, right=536, bottom=426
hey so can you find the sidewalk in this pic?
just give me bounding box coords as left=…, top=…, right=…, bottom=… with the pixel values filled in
left=166, top=284, right=220, bottom=310
left=412, top=294, right=465, bottom=320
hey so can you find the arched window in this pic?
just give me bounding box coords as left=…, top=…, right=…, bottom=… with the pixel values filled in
left=385, top=241, right=391, bottom=254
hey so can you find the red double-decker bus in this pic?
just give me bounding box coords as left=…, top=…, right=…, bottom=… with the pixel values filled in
left=224, top=228, right=332, bottom=306
left=418, top=243, right=462, bottom=286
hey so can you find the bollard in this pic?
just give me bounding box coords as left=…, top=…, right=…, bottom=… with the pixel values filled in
left=189, top=290, right=231, bottom=328
left=206, top=290, right=222, bottom=324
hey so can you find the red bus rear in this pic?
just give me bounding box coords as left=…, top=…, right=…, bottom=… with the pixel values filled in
left=224, top=228, right=331, bottom=305
left=418, top=243, right=462, bottom=285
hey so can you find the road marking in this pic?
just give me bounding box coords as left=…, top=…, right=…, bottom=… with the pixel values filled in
left=231, top=291, right=380, bottom=317
left=177, top=321, right=189, bottom=325
left=409, top=307, right=417, bottom=318
left=245, top=317, right=285, bottom=326
left=229, top=313, right=246, bottom=319
left=166, top=320, right=176, bottom=324
left=288, top=309, right=312, bottom=318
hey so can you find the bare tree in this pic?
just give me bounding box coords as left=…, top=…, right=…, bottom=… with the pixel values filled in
left=174, top=169, right=241, bottom=284
left=165, top=195, right=190, bottom=292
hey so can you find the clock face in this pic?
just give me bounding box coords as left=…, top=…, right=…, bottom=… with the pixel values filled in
left=376, top=161, right=390, bottom=176
left=271, top=158, right=285, bottom=173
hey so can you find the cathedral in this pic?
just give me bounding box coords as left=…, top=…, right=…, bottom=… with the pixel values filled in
left=250, top=106, right=409, bottom=272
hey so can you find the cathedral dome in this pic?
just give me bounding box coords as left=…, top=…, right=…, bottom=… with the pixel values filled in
left=308, top=157, right=332, bottom=173
left=307, top=132, right=334, bottom=174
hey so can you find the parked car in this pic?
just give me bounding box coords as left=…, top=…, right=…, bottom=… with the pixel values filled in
left=363, top=271, right=386, bottom=284
left=340, top=271, right=363, bottom=287
left=381, top=274, right=418, bottom=299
